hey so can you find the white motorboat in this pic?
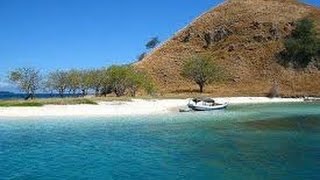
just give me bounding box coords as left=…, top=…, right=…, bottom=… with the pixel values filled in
left=187, top=98, right=228, bottom=111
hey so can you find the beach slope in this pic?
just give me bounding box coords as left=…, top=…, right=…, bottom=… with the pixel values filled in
left=0, top=97, right=304, bottom=118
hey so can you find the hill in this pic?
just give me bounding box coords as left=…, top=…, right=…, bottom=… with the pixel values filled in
left=136, top=0, right=320, bottom=97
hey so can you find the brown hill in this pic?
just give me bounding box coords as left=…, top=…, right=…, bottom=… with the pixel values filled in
left=136, top=0, right=320, bottom=97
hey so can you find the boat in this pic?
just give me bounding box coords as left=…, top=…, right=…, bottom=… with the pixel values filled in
left=187, top=97, right=228, bottom=111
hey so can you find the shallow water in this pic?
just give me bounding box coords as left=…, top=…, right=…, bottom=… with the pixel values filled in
left=1, top=103, right=320, bottom=179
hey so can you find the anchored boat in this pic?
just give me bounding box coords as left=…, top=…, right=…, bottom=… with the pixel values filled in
left=187, top=98, right=228, bottom=111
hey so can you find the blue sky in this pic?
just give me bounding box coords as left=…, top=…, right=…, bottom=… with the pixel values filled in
left=0, top=0, right=319, bottom=91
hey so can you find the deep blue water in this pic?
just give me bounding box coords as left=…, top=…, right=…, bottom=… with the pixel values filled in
left=0, top=103, right=320, bottom=179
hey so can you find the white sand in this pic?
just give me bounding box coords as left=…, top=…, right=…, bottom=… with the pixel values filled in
left=0, top=97, right=304, bottom=118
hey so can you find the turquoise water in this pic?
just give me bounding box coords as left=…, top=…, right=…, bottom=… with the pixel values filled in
left=1, top=103, right=320, bottom=179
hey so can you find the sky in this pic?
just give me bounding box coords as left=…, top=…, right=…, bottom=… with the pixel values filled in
left=0, top=0, right=319, bottom=91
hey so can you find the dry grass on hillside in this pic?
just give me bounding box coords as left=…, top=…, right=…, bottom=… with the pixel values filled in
left=136, top=0, right=320, bottom=97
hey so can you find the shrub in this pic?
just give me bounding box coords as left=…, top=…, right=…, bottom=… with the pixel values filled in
left=279, top=18, right=320, bottom=69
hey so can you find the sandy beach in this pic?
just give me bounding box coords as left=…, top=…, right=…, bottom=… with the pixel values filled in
left=0, top=97, right=305, bottom=118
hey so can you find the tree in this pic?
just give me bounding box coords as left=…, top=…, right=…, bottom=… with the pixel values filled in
left=137, top=71, right=155, bottom=96
left=86, top=69, right=104, bottom=96
left=281, top=18, right=320, bottom=69
left=125, top=68, right=141, bottom=97
left=137, top=52, right=147, bottom=61
left=9, top=67, right=41, bottom=100
left=48, top=70, right=68, bottom=98
left=100, top=68, right=112, bottom=96
left=181, top=55, right=223, bottom=93
left=66, top=69, right=81, bottom=95
left=145, top=37, right=160, bottom=49
left=126, top=68, right=155, bottom=97
left=43, top=75, right=55, bottom=97
left=78, top=70, right=92, bottom=96
left=106, top=65, right=130, bottom=97
left=106, top=65, right=155, bottom=97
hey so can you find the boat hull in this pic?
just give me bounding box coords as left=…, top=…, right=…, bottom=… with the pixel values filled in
left=188, top=103, right=228, bottom=111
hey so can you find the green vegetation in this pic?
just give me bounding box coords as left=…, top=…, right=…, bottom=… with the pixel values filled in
left=181, top=55, right=224, bottom=93
left=66, top=69, right=82, bottom=95
left=0, top=98, right=97, bottom=107
left=280, top=18, right=320, bottom=69
left=136, top=36, right=161, bottom=62
left=137, top=52, right=147, bottom=61
left=8, top=67, right=41, bottom=100
left=107, top=65, right=130, bottom=97
left=7, top=64, right=155, bottom=100
left=107, top=65, right=155, bottom=97
left=146, top=37, right=160, bottom=50
left=38, top=98, right=98, bottom=105
left=0, top=101, right=43, bottom=107
left=86, top=69, right=104, bottom=96
left=46, top=70, right=69, bottom=97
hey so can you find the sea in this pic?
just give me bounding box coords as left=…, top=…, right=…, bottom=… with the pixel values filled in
left=0, top=103, right=320, bottom=179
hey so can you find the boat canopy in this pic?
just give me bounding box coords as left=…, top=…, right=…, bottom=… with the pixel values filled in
left=192, top=97, right=215, bottom=103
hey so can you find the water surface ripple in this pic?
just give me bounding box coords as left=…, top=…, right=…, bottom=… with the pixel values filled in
left=1, top=103, right=320, bottom=179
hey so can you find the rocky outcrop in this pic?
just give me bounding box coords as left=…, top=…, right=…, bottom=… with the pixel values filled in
left=203, top=26, right=233, bottom=48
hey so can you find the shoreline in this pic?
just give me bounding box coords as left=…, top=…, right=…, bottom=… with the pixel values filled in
left=0, top=97, right=306, bottom=118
